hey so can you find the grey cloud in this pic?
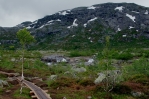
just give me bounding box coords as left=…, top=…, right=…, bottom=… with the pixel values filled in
left=0, top=0, right=148, bottom=27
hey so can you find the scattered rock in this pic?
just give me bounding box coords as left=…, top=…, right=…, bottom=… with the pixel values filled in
left=71, top=67, right=86, bottom=73
left=84, top=58, right=95, bottom=66
left=47, top=62, right=52, bottom=66
left=11, top=58, right=15, bottom=62
left=41, top=55, right=68, bottom=63
left=87, top=96, right=92, bottom=99
left=94, top=73, right=106, bottom=84
left=131, top=91, right=144, bottom=97
left=49, top=75, right=58, bottom=80
left=94, top=70, right=121, bottom=85
left=63, top=97, right=67, bottom=99
left=61, top=58, right=67, bottom=62
left=6, top=90, right=11, bottom=93
left=84, top=62, right=94, bottom=66
left=88, top=59, right=94, bottom=63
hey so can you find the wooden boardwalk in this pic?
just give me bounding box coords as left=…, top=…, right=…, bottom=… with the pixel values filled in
left=23, top=79, right=52, bottom=99
left=0, top=71, right=52, bottom=99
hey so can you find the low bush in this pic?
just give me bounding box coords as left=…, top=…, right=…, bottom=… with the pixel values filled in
left=69, top=50, right=94, bottom=57
left=114, top=52, right=133, bottom=60
left=112, top=84, right=131, bottom=94
left=124, top=58, right=149, bottom=78
left=49, top=77, right=76, bottom=89
left=142, top=50, right=149, bottom=58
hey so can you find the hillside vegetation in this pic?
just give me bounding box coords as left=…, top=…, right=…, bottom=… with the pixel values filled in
left=0, top=45, right=149, bottom=98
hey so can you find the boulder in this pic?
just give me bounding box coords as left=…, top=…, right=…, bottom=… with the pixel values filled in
left=94, top=70, right=121, bottom=85
left=94, top=73, right=106, bottom=84
left=84, top=58, right=95, bottom=66
left=49, top=75, right=58, bottom=80
left=41, top=55, right=68, bottom=63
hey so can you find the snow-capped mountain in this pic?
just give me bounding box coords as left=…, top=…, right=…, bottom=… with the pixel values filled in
left=1, top=3, right=149, bottom=49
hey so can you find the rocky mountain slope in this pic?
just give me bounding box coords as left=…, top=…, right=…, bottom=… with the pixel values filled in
left=1, top=3, right=149, bottom=50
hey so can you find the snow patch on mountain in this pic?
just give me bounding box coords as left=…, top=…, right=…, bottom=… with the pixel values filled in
left=72, top=35, right=75, bottom=37
left=129, top=26, right=135, bottom=29
left=33, top=20, right=38, bottom=24
left=117, top=28, right=121, bottom=31
left=87, top=6, right=96, bottom=10
left=115, top=6, right=124, bottom=12
left=89, top=17, right=98, bottom=22
left=84, top=23, right=87, bottom=27
left=84, top=17, right=98, bottom=27
left=67, top=19, right=78, bottom=28
left=122, top=35, right=127, bottom=37
left=45, top=19, right=61, bottom=26
left=26, top=26, right=31, bottom=29
left=145, top=10, right=148, bottom=14
left=132, top=11, right=139, bottom=13
left=67, top=26, right=71, bottom=29
left=47, top=20, right=54, bottom=23
left=72, top=19, right=78, bottom=27
left=59, top=11, right=69, bottom=15
left=67, top=9, right=71, bottom=12
left=56, top=19, right=61, bottom=21
left=39, top=25, right=45, bottom=29
left=126, top=13, right=136, bottom=22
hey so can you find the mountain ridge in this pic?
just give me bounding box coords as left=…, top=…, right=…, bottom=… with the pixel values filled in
left=1, top=3, right=149, bottom=50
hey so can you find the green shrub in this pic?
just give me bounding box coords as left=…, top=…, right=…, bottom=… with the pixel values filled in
left=50, top=77, right=75, bottom=89
left=114, top=52, right=133, bottom=60
left=9, top=46, right=15, bottom=50
left=142, top=50, right=149, bottom=58
left=97, top=48, right=134, bottom=60
left=112, top=84, right=131, bottom=94
left=69, top=50, right=94, bottom=57
left=124, top=58, right=149, bottom=77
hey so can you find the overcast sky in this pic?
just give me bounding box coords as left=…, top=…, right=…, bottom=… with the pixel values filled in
left=0, top=0, right=149, bottom=27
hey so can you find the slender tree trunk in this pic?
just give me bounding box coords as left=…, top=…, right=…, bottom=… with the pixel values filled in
left=20, top=46, right=25, bottom=94
left=21, top=46, right=25, bottom=80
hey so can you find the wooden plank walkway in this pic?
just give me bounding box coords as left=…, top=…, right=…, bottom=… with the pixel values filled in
left=23, top=80, right=52, bottom=99
left=0, top=71, right=52, bottom=99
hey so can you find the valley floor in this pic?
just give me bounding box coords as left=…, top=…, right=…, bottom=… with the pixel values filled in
left=0, top=49, right=149, bottom=99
